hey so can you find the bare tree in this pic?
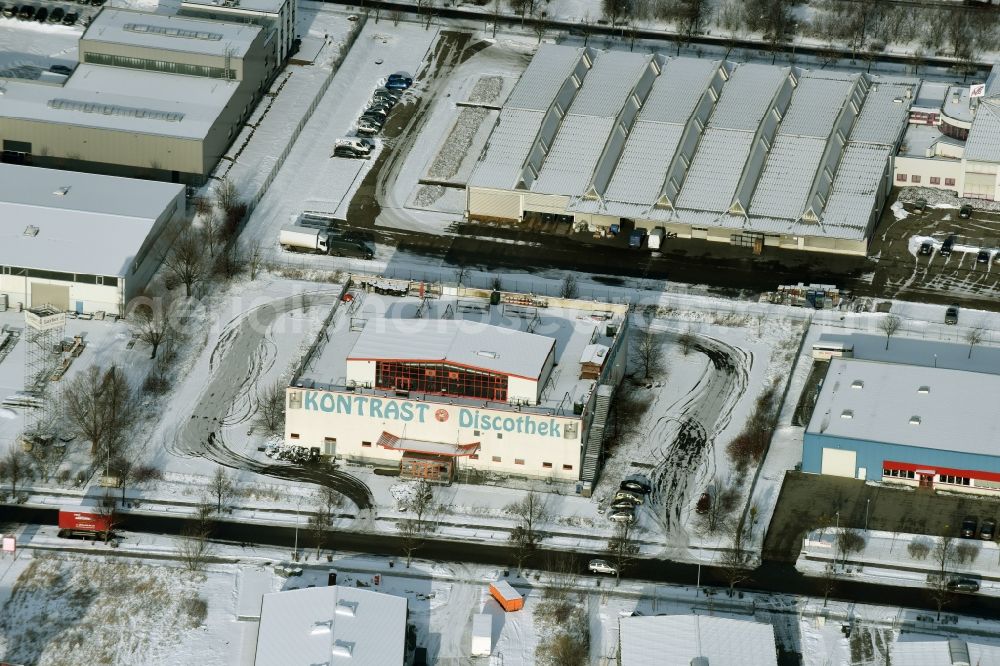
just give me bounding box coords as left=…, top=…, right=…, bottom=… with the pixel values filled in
left=245, top=239, right=264, bottom=281
left=62, top=365, right=138, bottom=467
left=255, top=381, right=286, bottom=437
left=606, top=520, right=639, bottom=586
left=632, top=328, right=664, bottom=380
left=179, top=503, right=215, bottom=572
left=309, top=489, right=334, bottom=559
left=129, top=296, right=173, bottom=360
left=955, top=541, right=980, bottom=565
left=163, top=229, right=206, bottom=299
left=200, top=213, right=222, bottom=259
left=559, top=273, right=579, bottom=299
left=821, top=561, right=837, bottom=607
left=879, top=314, right=902, bottom=350
left=929, top=535, right=956, bottom=620
left=700, top=476, right=739, bottom=533
left=836, top=528, right=866, bottom=566
left=1, top=443, right=30, bottom=499
left=544, top=552, right=579, bottom=600
left=409, top=478, right=434, bottom=527
left=719, top=519, right=753, bottom=596
left=398, top=518, right=423, bottom=568
left=507, top=491, right=548, bottom=574
left=966, top=327, right=985, bottom=359
left=677, top=328, right=696, bottom=356
left=215, top=178, right=239, bottom=217
left=210, top=466, right=234, bottom=514
left=532, top=5, right=547, bottom=43
left=96, top=491, right=120, bottom=543
left=602, top=0, right=632, bottom=27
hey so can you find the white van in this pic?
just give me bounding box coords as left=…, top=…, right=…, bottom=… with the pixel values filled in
left=648, top=227, right=665, bottom=250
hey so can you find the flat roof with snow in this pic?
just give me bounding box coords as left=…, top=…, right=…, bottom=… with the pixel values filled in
left=619, top=615, right=777, bottom=666
left=182, top=0, right=287, bottom=15
left=0, top=64, right=238, bottom=140
left=254, top=586, right=407, bottom=666
left=0, top=164, right=182, bottom=277
left=807, top=357, right=1000, bottom=456
left=296, top=291, right=626, bottom=416
left=816, top=333, right=1000, bottom=375
left=83, top=8, right=261, bottom=58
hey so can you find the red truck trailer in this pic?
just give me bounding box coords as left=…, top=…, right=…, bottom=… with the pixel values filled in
left=58, top=506, right=113, bottom=538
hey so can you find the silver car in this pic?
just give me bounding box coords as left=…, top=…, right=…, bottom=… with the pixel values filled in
left=608, top=509, right=636, bottom=524
left=588, top=559, right=617, bottom=575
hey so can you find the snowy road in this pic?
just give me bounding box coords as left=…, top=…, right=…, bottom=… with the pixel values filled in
left=170, top=291, right=375, bottom=511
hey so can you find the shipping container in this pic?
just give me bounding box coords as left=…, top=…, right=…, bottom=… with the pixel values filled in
left=488, top=581, right=524, bottom=612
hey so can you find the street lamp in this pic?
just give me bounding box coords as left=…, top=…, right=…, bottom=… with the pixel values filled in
left=293, top=499, right=301, bottom=561
left=865, top=499, right=871, bottom=532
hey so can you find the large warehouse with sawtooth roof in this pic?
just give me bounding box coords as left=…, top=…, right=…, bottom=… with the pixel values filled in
left=466, top=44, right=917, bottom=256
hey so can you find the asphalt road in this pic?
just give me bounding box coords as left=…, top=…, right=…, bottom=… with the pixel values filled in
left=167, top=291, right=375, bottom=512
left=7, top=505, right=999, bottom=620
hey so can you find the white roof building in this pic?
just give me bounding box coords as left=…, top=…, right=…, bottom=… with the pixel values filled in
left=468, top=45, right=915, bottom=255
left=255, top=586, right=407, bottom=666
left=82, top=8, right=261, bottom=58
left=892, top=636, right=1000, bottom=665
left=619, top=615, right=778, bottom=666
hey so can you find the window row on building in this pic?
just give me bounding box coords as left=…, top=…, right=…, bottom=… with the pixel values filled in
left=83, top=52, right=236, bottom=80
left=374, top=361, right=508, bottom=402
left=895, top=174, right=956, bottom=186
left=883, top=468, right=972, bottom=486
left=0, top=266, right=119, bottom=286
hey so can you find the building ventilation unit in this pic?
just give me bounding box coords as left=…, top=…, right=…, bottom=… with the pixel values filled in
left=23, top=225, right=39, bottom=237
left=918, top=385, right=930, bottom=394
left=909, top=415, right=921, bottom=425
left=841, top=410, right=854, bottom=419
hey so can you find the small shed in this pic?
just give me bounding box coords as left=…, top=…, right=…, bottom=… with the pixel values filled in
left=579, top=344, right=610, bottom=379
left=471, top=613, right=492, bottom=656
left=488, top=580, right=524, bottom=612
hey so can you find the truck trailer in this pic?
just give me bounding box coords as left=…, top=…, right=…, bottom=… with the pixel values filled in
left=58, top=505, right=113, bottom=539
left=488, top=580, right=524, bottom=612
left=280, top=225, right=330, bottom=254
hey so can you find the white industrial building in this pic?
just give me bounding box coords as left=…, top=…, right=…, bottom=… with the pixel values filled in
left=467, top=45, right=916, bottom=256
left=181, top=0, right=297, bottom=63
left=618, top=614, right=778, bottom=666
left=0, top=164, right=185, bottom=314
left=254, top=585, right=408, bottom=666
left=285, top=284, right=629, bottom=488
left=893, top=64, right=1000, bottom=201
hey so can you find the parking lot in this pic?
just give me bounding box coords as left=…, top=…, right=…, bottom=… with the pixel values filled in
left=867, top=190, right=1000, bottom=307
left=763, top=471, right=1000, bottom=562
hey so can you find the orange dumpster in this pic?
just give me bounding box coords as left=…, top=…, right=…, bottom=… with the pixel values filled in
left=489, top=580, right=524, bottom=612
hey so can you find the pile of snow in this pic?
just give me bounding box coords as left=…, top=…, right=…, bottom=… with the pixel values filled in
left=0, top=408, right=15, bottom=420
left=890, top=201, right=909, bottom=221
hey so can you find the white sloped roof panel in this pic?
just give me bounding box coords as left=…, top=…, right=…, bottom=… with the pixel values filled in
left=532, top=116, right=615, bottom=195
left=638, top=57, right=718, bottom=123
left=748, top=135, right=827, bottom=219
left=675, top=129, right=754, bottom=212
left=468, top=108, right=544, bottom=189
left=505, top=44, right=585, bottom=112
left=965, top=100, right=1000, bottom=163
left=569, top=50, right=650, bottom=118
left=603, top=121, right=684, bottom=204
left=709, top=63, right=787, bottom=131
left=851, top=82, right=913, bottom=145
left=819, top=143, right=890, bottom=239
left=779, top=76, right=854, bottom=138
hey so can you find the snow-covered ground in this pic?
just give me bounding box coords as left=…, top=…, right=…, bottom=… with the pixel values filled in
left=0, top=19, right=81, bottom=80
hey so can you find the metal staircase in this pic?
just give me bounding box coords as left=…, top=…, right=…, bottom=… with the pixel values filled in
left=581, top=384, right=613, bottom=484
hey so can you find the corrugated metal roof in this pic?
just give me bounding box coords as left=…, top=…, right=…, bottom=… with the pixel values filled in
left=965, top=100, right=1000, bottom=163
left=779, top=76, right=854, bottom=138
left=709, top=63, right=787, bottom=131
left=603, top=122, right=684, bottom=204
left=348, top=319, right=554, bottom=379
left=820, top=143, right=890, bottom=239
left=637, top=57, right=718, bottom=123
left=569, top=50, right=650, bottom=118
left=505, top=44, right=585, bottom=112
left=255, top=586, right=407, bottom=666
left=84, top=8, right=261, bottom=58
left=675, top=129, right=754, bottom=212
left=851, top=81, right=913, bottom=145
left=468, top=108, right=544, bottom=189
left=748, top=135, right=826, bottom=219
left=620, top=615, right=777, bottom=666
left=532, top=116, right=615, bottom=194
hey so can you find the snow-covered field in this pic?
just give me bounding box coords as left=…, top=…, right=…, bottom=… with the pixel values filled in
left=0, top=20, right=81, bottom=80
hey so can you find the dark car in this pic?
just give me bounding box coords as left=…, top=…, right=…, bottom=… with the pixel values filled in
left=90, top=0, right=106, bottom=5
left=363, top=107, right=388, bottom=121
left=610, top=499, right=639, bottom=511
left=980, top=519, right=996, bottom=541
left=62, top=10, right=77, bottom=23
left=34, top=6, right=46, bottom=20
left=49, top=64, right=73, bottom=75
left=18, top=5, right=35, bottom=19
left=978, top=249, right=991, bottom=264
left=372, top=88, right=401, bottom=103
left=386, top=72, right=413, bottom=90
left=945, top=304, right=959, bottom=325
left=696, top=492, right=712, bottom=514
left=48, top=6, right=63, bottom=21
left=919, top=242, right=933, bottom=256
left=334, top=146, right=365, bottom=159
left=961, top=517, right=978, bottom=538
left=960, top=204, right=972, bottom=219
left=620, top=475, right=651, bottom=494
left=2, top=4, right=15, bottom=17
left=940, top=235, right=956, bottom=257
left=914, top=198, right=927, bottom=213
left=947, top=577, right=980, bottom=593
left=629, top=229, right=646, bottom=249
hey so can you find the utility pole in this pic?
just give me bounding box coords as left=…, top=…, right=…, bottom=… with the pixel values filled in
left=293, top=500, right=300, bottom=561
left=865, top=499, right=871, bottom=532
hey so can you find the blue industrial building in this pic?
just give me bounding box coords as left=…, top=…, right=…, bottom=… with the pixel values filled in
left=803, top=356, right=1000, bottom=494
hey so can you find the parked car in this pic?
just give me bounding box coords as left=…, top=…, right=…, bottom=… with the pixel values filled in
left=610, top=499, right=639, bottom=511
left=620, top=479, right=650, bottom=495
left=334, top=146, right=366, bottom=159
left=588, top=559, right=618, bottom=575
left=335, top=137, right=373, bottom=156
left=960, top=204, right=972, bottom=219
left=978, top=249, right=991, bottom=264
left=34, top=6, right=46, bottom=21
left=2, top=4, right=16, bottom=17
left=961, top=517, right=978, bottom=538
left=946, top=577, right=980, bottom=593
left=980, top=519, right=996, bottom=541
left=940, top=235, right=956, bottom=257
left=372, top=88, right=401, bottom=104
left=945, top=304, right=959, bottom=325
left=613, top=489, right=644, bottom=506
left=18, top=5, right=36, bottom=20
left=362, top=107, right=388, bottom=121
left=919, top=242, right=933, bottom=256
left=914, top=198, right=927, bottom=213
left=386, top=71, right=413, bottom=90
left=90, top=0, right=106, bottom=6
left=608, top=509, right=636, bottom=524
left=62, top=10, right=77, bottom=23
left=49, top=64, right=73, bottom=75
left=48, top=6, right=63, bottom=22
left=629, top=229, right=646, bottom=249
left=696, top=492, right=712, bottom=514
left=356, top=118, right=381, bottom=135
